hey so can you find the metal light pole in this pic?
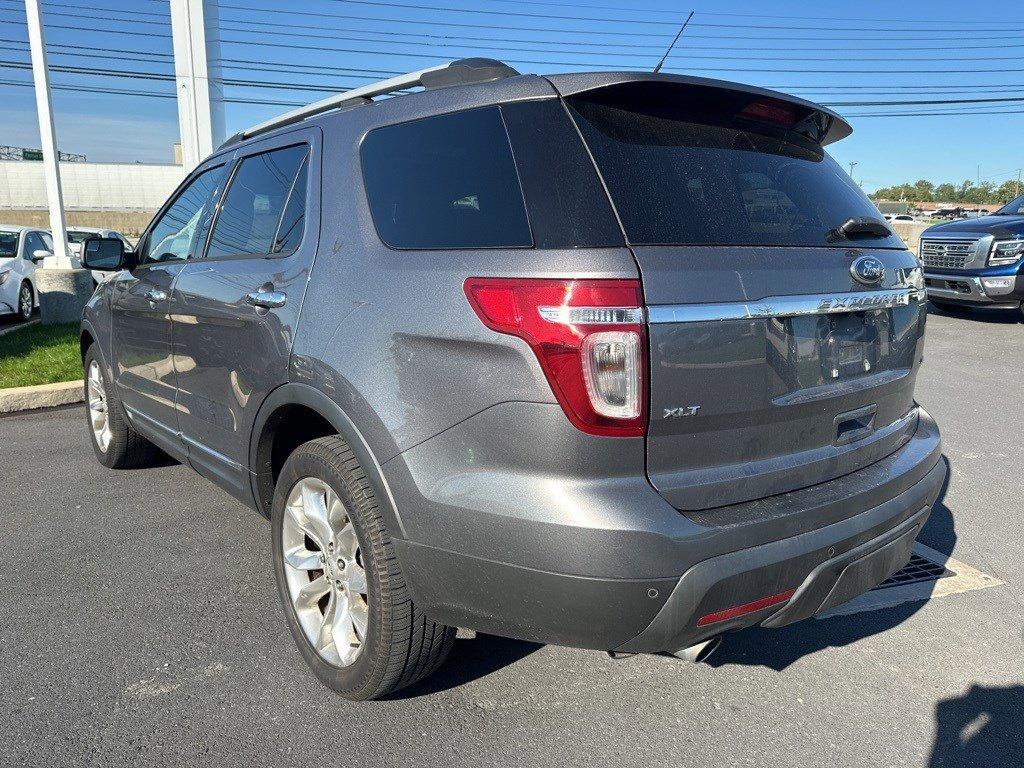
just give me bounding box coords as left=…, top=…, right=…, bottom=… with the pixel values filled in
left=170, top=0, right=224, bottom=171
left=848, top=161, right=858, bottom=179
left=24, top=0, right=69, bottom=267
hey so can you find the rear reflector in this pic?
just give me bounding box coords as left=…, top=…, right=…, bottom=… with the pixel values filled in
left=696, top=589, right=796, bottom=627
left=464, top=277, right=647, bottom=437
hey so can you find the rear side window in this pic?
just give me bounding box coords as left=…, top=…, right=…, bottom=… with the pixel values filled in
left=567, top=83, right=895, bottom=248
left=360, top=106, right=532, bottom=249
left=207, top=144, right=308, bottom=259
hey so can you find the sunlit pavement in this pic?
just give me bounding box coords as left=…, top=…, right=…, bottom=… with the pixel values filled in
left=1, top=308, right=1020, bottom=767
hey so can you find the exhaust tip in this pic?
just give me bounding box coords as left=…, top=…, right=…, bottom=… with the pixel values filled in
left=671, top=636, right=722, bottom=663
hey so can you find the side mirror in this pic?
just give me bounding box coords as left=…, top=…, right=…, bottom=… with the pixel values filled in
left=31, top=249, right=50, bottom=263
left=82, top=237, right=126, bottom=271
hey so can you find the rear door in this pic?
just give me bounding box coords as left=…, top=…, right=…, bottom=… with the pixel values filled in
left=170, top=129, right=319, bottom=498
left=563, top=80, right=927, bottom=512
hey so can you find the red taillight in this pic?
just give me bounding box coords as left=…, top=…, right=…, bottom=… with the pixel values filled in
left=464, top=277, right=647, bottom=437
left=696, top=589, right=796, bottom=627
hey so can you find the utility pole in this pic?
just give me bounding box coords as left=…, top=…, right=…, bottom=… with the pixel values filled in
left=170, top=0, right=225, bottom=171
left=1016, top=169, right=1022, bottom=197
left=848, top=161, right=858, bottom=179
left=24, top=0, right=69, bottom=266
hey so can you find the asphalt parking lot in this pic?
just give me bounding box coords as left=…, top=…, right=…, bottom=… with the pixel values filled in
left=1, top=307, right=1021, bottom=768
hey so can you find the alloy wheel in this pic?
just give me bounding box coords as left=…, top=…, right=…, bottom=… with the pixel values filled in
left=18, top=284, right=31, bottom=320
left=281, top=477, right=369, bottom=667
left=86, top=360, right=111, bottom=452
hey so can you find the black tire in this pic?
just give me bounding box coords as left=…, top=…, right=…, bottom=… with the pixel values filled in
left=18, top=281, right=33, bottom=321
left=930, top=299, right=970, bottom=314
left=83, top=345, right=160, bottom=469
left=271, top=436, right=454, bottom=700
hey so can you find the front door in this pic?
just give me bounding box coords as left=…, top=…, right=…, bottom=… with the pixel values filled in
left=109, top=163, right=227, bottom=454
left=170, top=131, right=319, bottom=498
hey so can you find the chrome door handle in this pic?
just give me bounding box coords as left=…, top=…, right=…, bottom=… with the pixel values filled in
left=144, top=289, right=167, bottom=302
left=245, top=289, right=287, bottom=309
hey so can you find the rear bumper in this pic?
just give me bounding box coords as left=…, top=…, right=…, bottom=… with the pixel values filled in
left=391, top=407, right=945, bottom=652
left=616, top=470, right=940, bottom=653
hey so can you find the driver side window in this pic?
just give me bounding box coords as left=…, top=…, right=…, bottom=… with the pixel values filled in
left=140, top=166, right=224, bottom=265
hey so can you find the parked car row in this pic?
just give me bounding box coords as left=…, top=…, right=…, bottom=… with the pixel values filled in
left=0, top=224, right=133, bottom=321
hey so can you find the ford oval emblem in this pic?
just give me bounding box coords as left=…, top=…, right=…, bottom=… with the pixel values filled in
left=851, top=255, right=885, bottom=285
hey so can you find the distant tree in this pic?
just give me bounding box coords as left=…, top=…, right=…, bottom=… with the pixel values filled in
left=872, top=178, right=1021, bottom=205
left=912, top=179, right=935, bottom=202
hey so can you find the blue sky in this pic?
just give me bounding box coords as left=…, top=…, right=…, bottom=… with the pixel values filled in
left=1, top=0, right=1022, bottom=191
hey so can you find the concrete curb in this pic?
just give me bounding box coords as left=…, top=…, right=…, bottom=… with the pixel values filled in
left=0, top=379, right=84, bottom=414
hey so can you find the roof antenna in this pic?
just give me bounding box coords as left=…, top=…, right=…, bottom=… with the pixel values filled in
left=653, top=11, right=695, bottom=73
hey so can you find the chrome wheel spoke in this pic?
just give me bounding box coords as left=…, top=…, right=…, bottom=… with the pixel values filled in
left=281, top=475, right=368, bottom=668
left=326, top=486, right=346, bottom=527
left=345, top=564, right=368, bottom=596
left=330, top=593, right=354, bottom=653
left=348, top=597, right=369, bottom=640
left=315, top=591, right=338, bottom=653
left=335, top=523, right=359, bottom=560
left=299, top=482, right=335, bottom=546
left=295, top=575, right=331, bottom=610
left=283, top=544, right=322, bottom=571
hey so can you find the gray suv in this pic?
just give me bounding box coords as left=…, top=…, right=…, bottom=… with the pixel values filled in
left=80, top=59, right=945, bottom=700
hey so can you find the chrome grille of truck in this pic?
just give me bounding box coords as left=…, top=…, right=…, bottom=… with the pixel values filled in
left=920, top=239, right=976, bottom=270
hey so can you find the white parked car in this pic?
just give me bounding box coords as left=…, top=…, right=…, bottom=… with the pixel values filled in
left=0, top=225, right=51, bottom=321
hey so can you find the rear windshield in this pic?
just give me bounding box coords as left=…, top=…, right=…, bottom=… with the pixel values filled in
left=567, top=86, right=892, bottom=248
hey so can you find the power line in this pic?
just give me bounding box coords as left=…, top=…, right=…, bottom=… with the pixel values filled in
left=474, top=0, right=1018, bottom=25
left=35, top=0, right=168, bottom=18
left=311, top=0, right=679, bottom=27
left=225, top=0, right=1024, bottom=33
left=848, top=108, right=1024, bottom=117
left=823, top=96, right=1024, bottom=107
left=0, top=76, right=309, bottom=107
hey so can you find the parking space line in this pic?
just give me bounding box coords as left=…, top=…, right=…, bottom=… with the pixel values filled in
left=815, top=542, right=1005, bottom=619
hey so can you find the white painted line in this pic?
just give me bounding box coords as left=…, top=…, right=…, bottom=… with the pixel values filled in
left=816, top=542, right=1005, bottom=619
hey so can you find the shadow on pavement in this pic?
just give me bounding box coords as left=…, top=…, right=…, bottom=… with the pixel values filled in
left=927, top=684, right=1024, bottom=767
left=928, top=304, right=1022, bottom=325
left=389, top=634, right=543, bottom=700
left=706, top=456, right=955, bottom=672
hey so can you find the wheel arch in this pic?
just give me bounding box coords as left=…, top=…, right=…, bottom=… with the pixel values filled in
left=80, top=326, right=96, bottom=362
left=249, top=383, right=406, bottom=538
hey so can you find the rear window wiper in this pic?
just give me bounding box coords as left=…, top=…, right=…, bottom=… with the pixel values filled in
left=827, top=217, right=892, bottom=241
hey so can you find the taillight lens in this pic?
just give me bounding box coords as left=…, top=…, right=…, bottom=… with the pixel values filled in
left=464, top=277, right=647, bottom=437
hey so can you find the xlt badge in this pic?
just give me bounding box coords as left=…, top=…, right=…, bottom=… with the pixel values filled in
left=664, top=406, right=701, bottom=418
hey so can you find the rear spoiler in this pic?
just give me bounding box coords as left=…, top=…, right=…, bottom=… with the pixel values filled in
left=545, top=72, right=852, bottom=146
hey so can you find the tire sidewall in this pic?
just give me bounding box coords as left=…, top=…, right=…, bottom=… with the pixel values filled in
left=271, top=444, right=384, bottom=698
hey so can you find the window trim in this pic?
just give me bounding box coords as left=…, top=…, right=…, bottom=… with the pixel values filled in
left=200, top=141, right=311, bottom=263
left=135, top=162, right=226, bottom=268
left=270, top=151, right=309, bottom=257
left=358, top=105, right=535, bottom=252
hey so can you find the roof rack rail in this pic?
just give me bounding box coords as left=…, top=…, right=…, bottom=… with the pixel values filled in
left=220, top=58, right=518, bottom=150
